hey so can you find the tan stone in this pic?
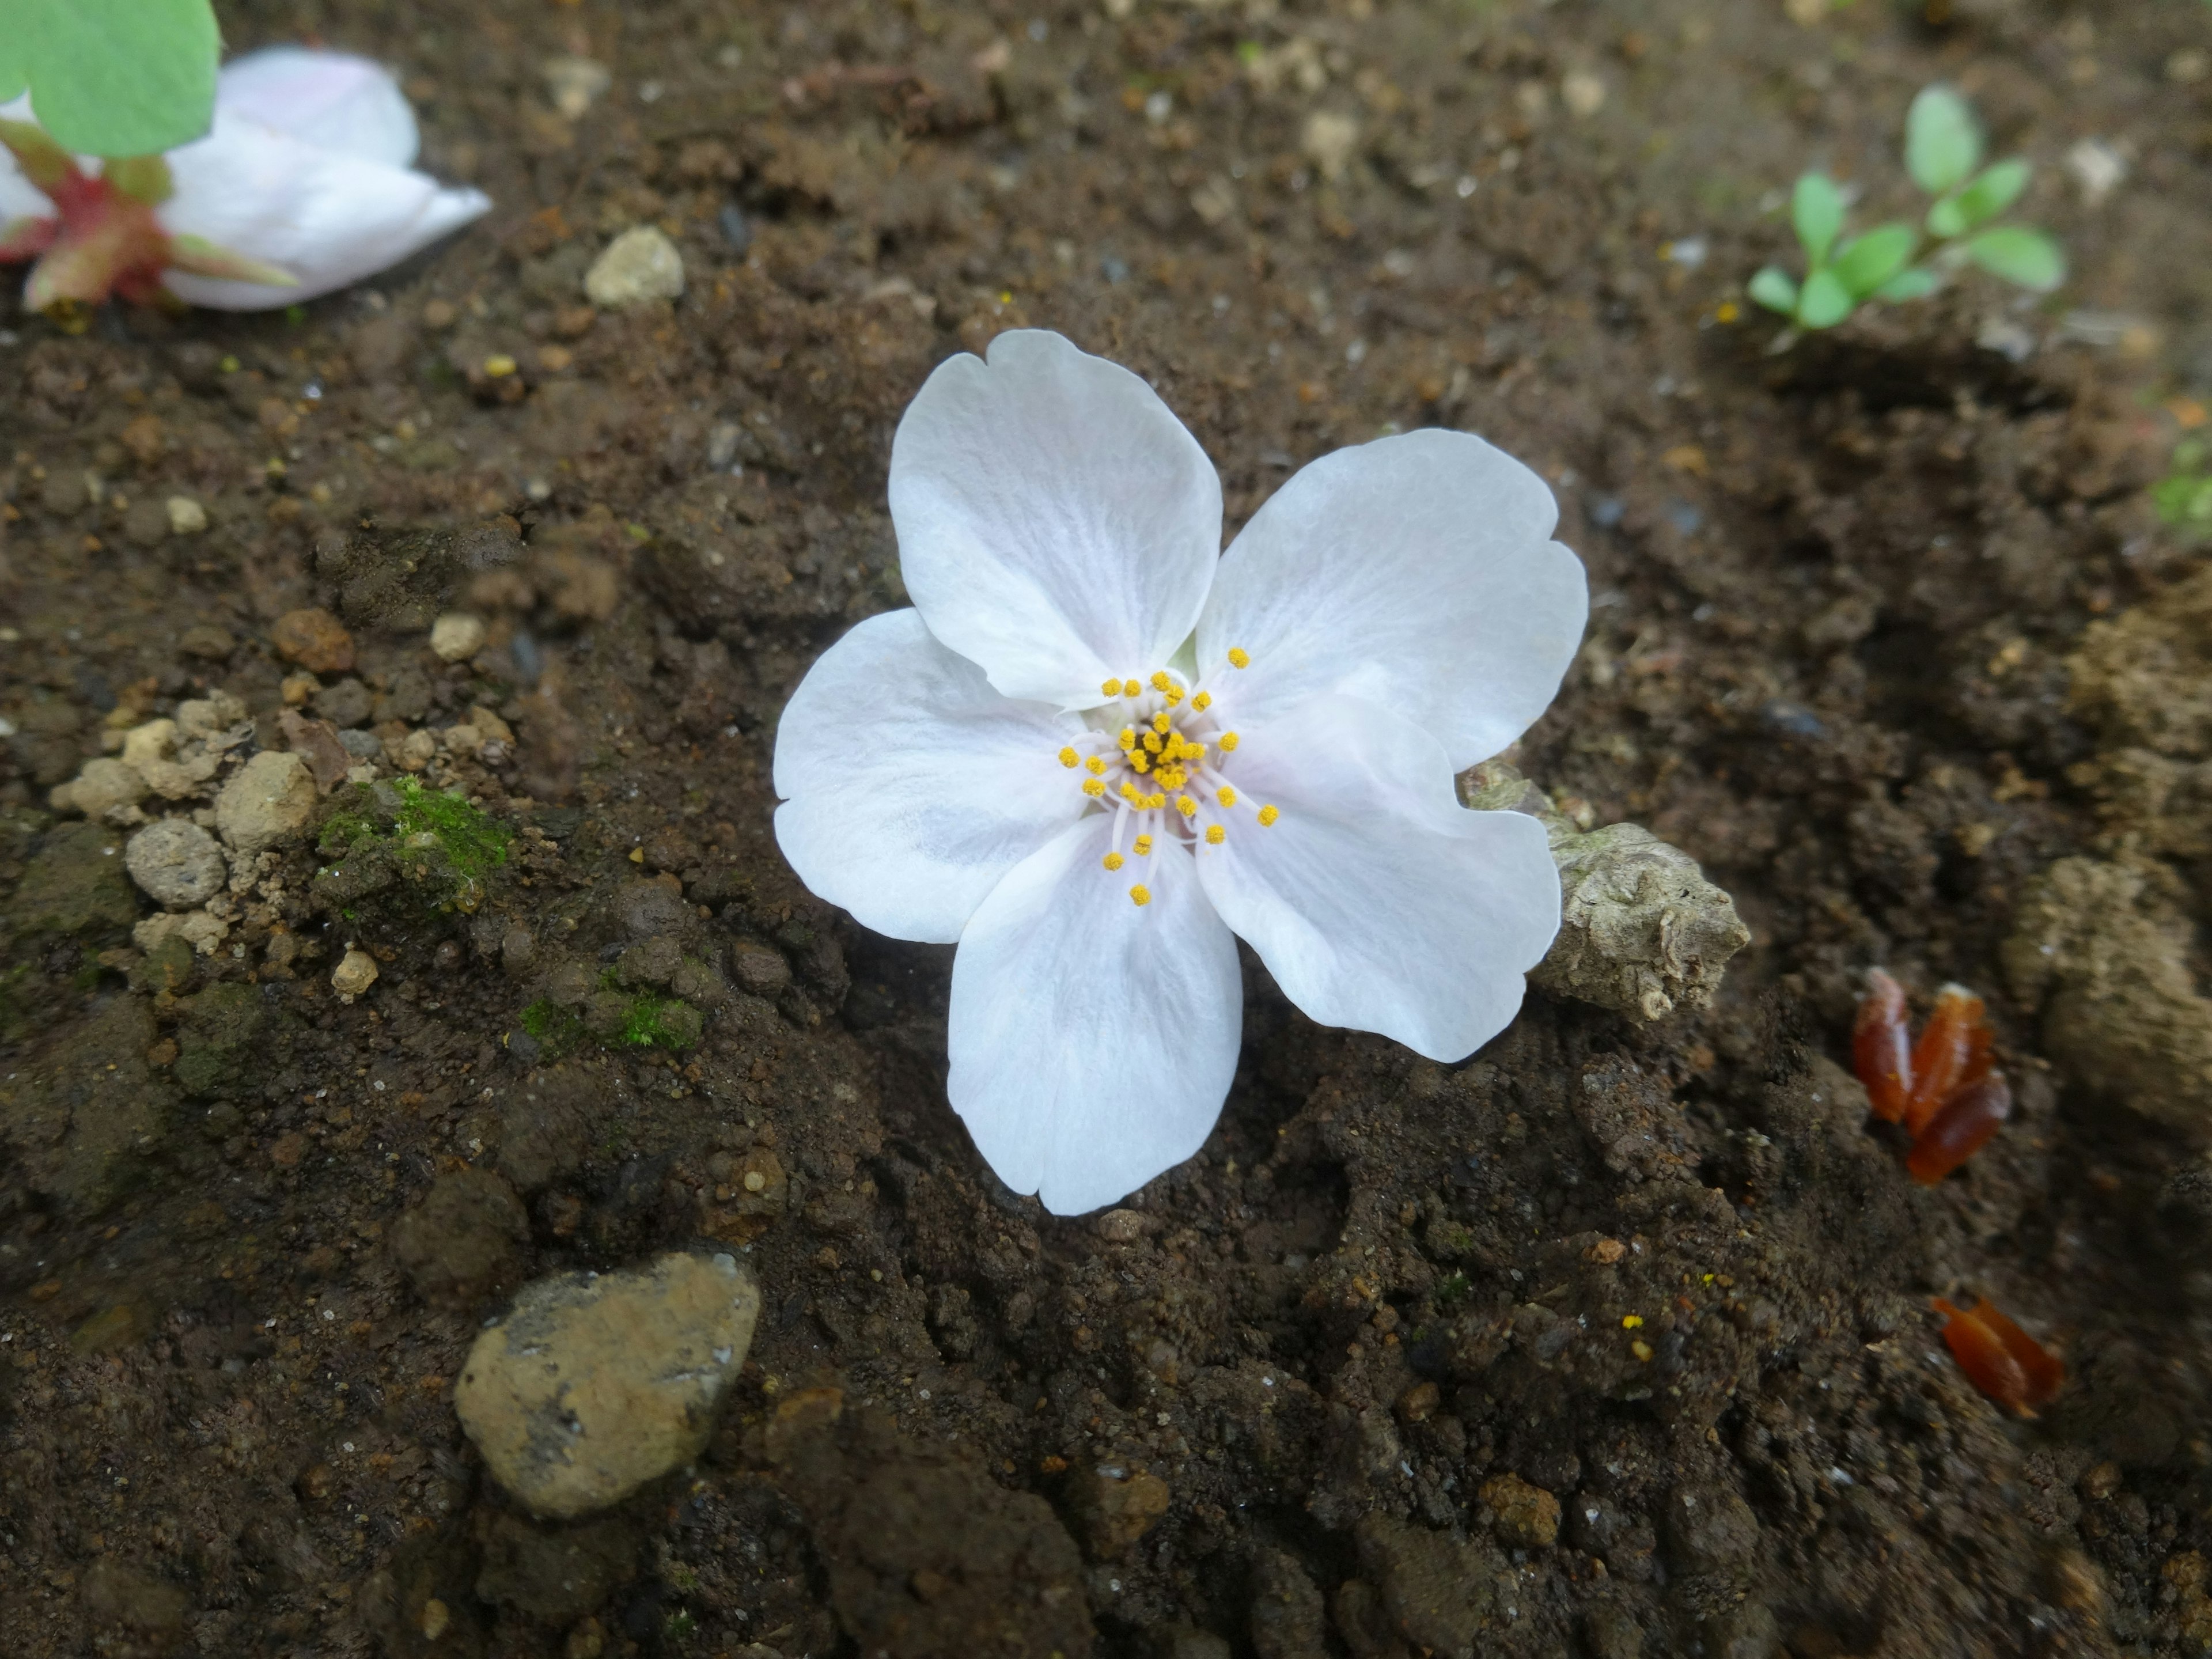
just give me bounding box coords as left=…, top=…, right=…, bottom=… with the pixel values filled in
left=332, top=948, right=380, bottom=999
left=270, top=607, right=355, bottom=675
left=455, top=1252, right=760, bottom=1519
left=215, top=751, right=316, bottom=854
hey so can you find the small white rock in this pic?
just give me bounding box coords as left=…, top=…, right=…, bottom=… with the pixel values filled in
left=543, top=55, right=612, bottom=119
left=125, top=819, right=229, bottom=910
left=1301, top=111, right=1360, bottom=182
left=429, top=612, right=488, bottom=662
left=51, top=757, right=147, bottom=819
left=332, top=948, right=380, bottom=998
left=585, top=226, right=685, bottom=310
left=215, top=750, right=316, bottom=854
left=166, top=495, right=209, bottom=536
left=2065, top=137, right=2127, bottom=208
left=1561, top=70, right=1607, bottom=119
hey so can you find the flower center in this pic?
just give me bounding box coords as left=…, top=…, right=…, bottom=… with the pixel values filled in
left=1054, top=651, right=1279, bottom=908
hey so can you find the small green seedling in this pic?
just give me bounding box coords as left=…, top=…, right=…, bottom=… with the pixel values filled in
left=1751, top=85, right=2066, bottom=332
left=2156, top=440, right=2212, bottom=540
left=0, top=0, right=219, bottom=157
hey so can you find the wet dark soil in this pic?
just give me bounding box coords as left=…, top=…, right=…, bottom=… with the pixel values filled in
left=6, top=1, right=2212, bottom=1656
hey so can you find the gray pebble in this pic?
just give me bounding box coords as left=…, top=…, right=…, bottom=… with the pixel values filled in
left=124, top=819, right=229, bottom=911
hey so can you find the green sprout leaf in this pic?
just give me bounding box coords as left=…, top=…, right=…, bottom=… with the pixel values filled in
left=1875, top=267, right=1941, bottom=304
left=1831, top=224, right=1917, bottom=298
left=1796, top=267, right=1855, bottom=330
left=1928, top=157, right=2031, bottom=239
left=1791, top=173, right=1846, bottom=264
left=1965, top=225, right=2066, bottom=292
left=1906, top=84, right=1983, bottom=196
left=1, top=0, right=219, bottom=158
left=1748, top=266, right=1800, bottom=315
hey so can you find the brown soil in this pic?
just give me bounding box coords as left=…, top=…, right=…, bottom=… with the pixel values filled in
left=5, top=1, right=2212, bottom=1656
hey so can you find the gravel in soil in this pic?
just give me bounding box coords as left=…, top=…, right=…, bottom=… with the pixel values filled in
left=5, top=1, right=2212, bottom=1656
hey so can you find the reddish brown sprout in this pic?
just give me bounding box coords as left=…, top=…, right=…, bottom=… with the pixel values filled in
left=1851, top=972, right=2011, bottom=1183
left=1853, top=968, right=1912, bottom=1123
left=1933, top=1296, right=2064, bottom=1416
left=1906, top=1073, right=2013, bottom=1184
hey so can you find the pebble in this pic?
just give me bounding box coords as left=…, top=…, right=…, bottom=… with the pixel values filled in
left=165, top=495, right=207, bottom=536
left=454, top=1252, right=760, bottom=1519
left=1480, top=1471, right=1561, bottom=1548
left=270, top=607, right=356, bottom=675
left=51, top=757, right=147, bottom=819
left=215, top=750, right=316, bottom=854
left=584, top=226, right=685, bottom=310
left=1301, top=111, right=1360, bottom=181
left=124, top=819, right=229, bottom=910
left=332, top=948, right=380, bottom=998
left=430, top=612, right=488, bottom=662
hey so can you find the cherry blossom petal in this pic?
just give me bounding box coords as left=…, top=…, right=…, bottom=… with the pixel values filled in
left=948, top=816, right=1243, bottom=1215
left=214, top=48, right=420, bottom=167
left=1195, top=695, right=1558, bottom=1062
left=160, top=106, right=488, bottom=309
left=890, top=329, right=1223, bottom=710
left=1198, top=429, right=1588, bottom=770
left=774, top=609, right=1089, bottom=945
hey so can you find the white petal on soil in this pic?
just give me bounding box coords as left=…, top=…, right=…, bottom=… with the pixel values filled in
left=889, top=329, right=1224, bottom=710
left=1198, top=429, right=1588, bottom=770
left=773, top=609, right=1088, bottom=945
left=0, top=96, right=56, bottom=221
left=948, top=815, right=1242, bottom=1215
left=1195, top=695, right=1559, bottom=1062
left=159, top=108, right=490, bottom=309
left=214, top=48, right=421, bottom=166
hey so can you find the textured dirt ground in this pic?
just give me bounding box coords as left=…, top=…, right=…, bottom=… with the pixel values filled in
left=6, top=1, right=2212, bottom=1655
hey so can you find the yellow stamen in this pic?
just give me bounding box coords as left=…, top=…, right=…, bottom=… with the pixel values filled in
left=1218, top=732, right=1240, bottom=752
left=1103, top=851, right=1126, bottom=872
left=1058, top=746, right=1079, bottom=768
left=1143, top=732, right=1164, bottom=754
left=1176, top=795, right=1198, bottom=817
left=1085, top=755, right=1106, bottom=776
left=1118, top=728, right=1137, bottom=752
left=1152, top=713, right=1172, bottom=734
left=1100, top=678, right=1120, bottom=698
left=1122, top=678, right=1142, bottom=698
left=1150, top=671, right=1173, bottom=692
left=1129, top=884, right=1152, bottom=907
left=1257, top=804, right=1279, bottom=826
left=1164, top=685, right=1184, bottom=706
left=1132, top=752, right=1152, bottom=774
left=1158, top=768, right=1186, bottom=790
left=1134, top=835, right=1153, bottom=855
left=1227, top=647, right=1251, bottom=669
left=1205, top=824, right=1226, bottom=846
left=1216, top=786, right=1237, bottom=807
left=1192, top=691, right=1211, bottom=711
left=1082, top=778, right=1107, bottom=798
left=1185, top=742, right=1206, bottom=762
left=1119, top=782, right=1141, bottom=802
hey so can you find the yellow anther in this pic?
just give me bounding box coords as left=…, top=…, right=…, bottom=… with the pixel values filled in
left=1177, top=794, right=1198, bottom=818
left=1058, top=746, right=1079, bottom=768
left=1101, top=677, right=1120, bottom=698
left=1120, top=781, right=1141, bottom=802
left=1158, top=768, right=1186, bottom=790
left=1085, top=755, right=1106, bottom=776
left=1129, top=884, right=1152, bottom=907
left=1143, top=732, right=1164, bottom=754
left=1185, top=742, right=1206, bottom=762
left=1150, top=671, right=1173, bottom=692
left=1152, top=712, right=1172, bottom=735
left=1134, top=835, right=1154, bottom=855
left=1217, top=786, right=1237, bottom=807
left=1192, top=691, right=1212, bottom=711
left=1257, top=804, right=1279, bottom=826
left=1082, top=778, right=1107, bottom=798
left=1164, top=685, right=1184, bottom=706
left=1132, top=752, right=1152, bottom=774
left=1205, top=824, right=1226, bottom=846
left=1218, top=732, right=1240, bottom=752
left=1103, top=851, right=1126, bottom=872
left=1122, top=678, right=1142, bottom=697
left=1146, top=793, right=1167, bottom=810
left=1118, top=728, right=1137, bottom=752
left=1227, top=647, right=1251, bottom=669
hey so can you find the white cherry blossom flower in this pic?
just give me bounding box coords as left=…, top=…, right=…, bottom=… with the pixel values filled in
left=775, top=330, right=1587, bottom=1214
left=0, top=47, right=489, bottom=313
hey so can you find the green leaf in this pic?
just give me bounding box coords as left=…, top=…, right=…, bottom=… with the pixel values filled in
left=1930, top=158, right=2031, bottom=238
left=1875, top=267, right=1941, bottom=304
left=1965, top=225, right=2066, bottom=292
left=1748, top=266, right=1799, bottom=315
left=1796, top=267, right=1855, bottom=330
left=12, top=0, right=219, bottom=158
left=0, top=26, right=25, bottom=106
left=1906, top=84, right=1982, bottom=196
left=1791, top=173, right=1846, bottom=264
left=1831, top=224, right=1917, bottom=298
